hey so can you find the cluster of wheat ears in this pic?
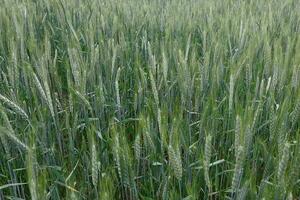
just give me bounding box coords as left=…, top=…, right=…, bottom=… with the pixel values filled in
left=0, top=0, right=300, bottom=199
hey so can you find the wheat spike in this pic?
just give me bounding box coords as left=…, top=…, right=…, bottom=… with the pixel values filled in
left=68, top=48, right=82, bottom=90
left=91, top=143, right=98, bottom=187
left=0, top=94, right=28, bottom=119
left=43, top=78, right=55, bottom=121
left=291, top=65, right=299, bottom=88
left=290, top=100, right=300, bottom=127
left=287, top=192, right=293, bottom=200
left=157, top=107, right=165, bottom=151
left=204, top=134, right=212, bottom=192
left=168, top=144, right=182, bottom=180
left=252, top=99, right=263, bottom=131
left=259, top=78, right=265, bottom=99
left=73, top=89, right=93, bottom=112
left=111, top=45, right=117, bottom=79
left=244, top=125, right=253, bottom=156
left=0, top=126, right=29, bottom=151
left=229, top=74, right=234, bottom=113
left=149, top=70, right=159, bottom=107
left=88, top=128, right=99, bottom=187
left=162, top=50, right=168, bottom=83
left=112, top=132, right=122, bottom=183
left=264, top=43, right=272, bottom=76
left=277, top=142, right=289, bottom=180
left=271, top=65, right=278, bottom=91
left=0, top=130, right=10, bottom=157
left=245, top=64, right=252, bottom=88
left=0, top=108, right=12, bottom=157
left=235, top=115, right=241, bottom=158
left=236, top=181, right=248, bottom=200
left=232, top=146, right=245, bottom=195
left=32, top=73, right=47, bottom=102
left=134, top=134, right=141, bottom=160
left=144, top=130, right=155, bottom=151
left=32, top=71, right=55, bottom=121
left=277, top=122, right=287, bottom=157
left=269, top=105, right=277, bottom=142
left=27, top=147, right=37, bottom=200
left=115, top=67, right=122, bottom=114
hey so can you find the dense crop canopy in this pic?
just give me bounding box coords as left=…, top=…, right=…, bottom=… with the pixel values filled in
left=0, top=0, right=300, bottom=199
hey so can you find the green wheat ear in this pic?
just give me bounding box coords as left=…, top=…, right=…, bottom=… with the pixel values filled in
left=168, top=144, right=182, bottom=180
left=204, top=134, right=212, bottom=194
left=88, top=126, right=100, bottom=187
left=232, top=146, right=245, bottom=197
left=235, top=115, right=242, bottom=158
left=26, top=147, right=37, bottom=200
left=277, top=142, right=290, bottom=181
left=134, top=133, right=141, bottom=161
left=0, top=94, right=28, bottom=120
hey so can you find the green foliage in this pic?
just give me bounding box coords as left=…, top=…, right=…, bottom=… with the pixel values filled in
left=0, top=0, right=300, bottom=199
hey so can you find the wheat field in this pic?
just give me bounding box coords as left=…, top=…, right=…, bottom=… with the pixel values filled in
left=0, top=0, right=300, bottom=199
